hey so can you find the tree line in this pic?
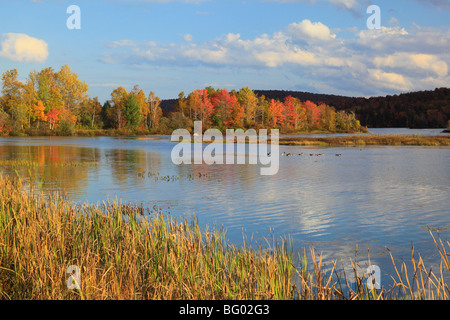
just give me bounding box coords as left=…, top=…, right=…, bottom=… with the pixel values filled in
left=0, top=66, right=163, bottom=136
left=0, top=66, right=366, bottom=136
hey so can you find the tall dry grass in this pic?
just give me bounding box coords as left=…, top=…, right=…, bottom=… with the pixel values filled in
left=0, top=174, right=294, bottom=300
left=292, top=237, right=450, bottom=300
left=0, top=174, right=448, bottom=300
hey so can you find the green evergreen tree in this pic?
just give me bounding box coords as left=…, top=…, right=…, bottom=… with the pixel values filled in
left=124, top=94, right=142, bottom=129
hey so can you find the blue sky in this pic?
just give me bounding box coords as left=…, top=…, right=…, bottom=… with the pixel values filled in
left=0, top=0, right=449, bottom=102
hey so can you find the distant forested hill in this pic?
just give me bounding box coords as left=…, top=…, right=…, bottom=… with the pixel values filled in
left=253, top=90, right=352, bottom=105
left=332, top=88, right=450, bottom=129
left=160, top=99, right=178, bottom=115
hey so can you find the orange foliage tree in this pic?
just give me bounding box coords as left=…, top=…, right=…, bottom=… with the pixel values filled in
left=268, top=99, right=284, bottom=128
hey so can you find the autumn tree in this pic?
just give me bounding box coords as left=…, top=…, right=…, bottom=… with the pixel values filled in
left=255, top=95, right=269, bottom=126
left=137, top=90, right=148, bottom=128
left=211, top=89, right=238, bottom=127
left=1, top=69, right=29, bottom=131
left=47, top=108, right=60, bottom=130
left=238, top=87, right=258, bottom=126
left=32, top=100, right=47, bottom=128
left=194, top=89, right=215, bottom=126
left=109, top=86, right=128, bottom=129
left=80, top=97, right=103, bottom=128
left=1, top=69, right=22, bottom=113
left=319, top=103, right=337, bottom=132
left=230, top=100, right=244, bottom=128
left=22, top=80, right=38, bottom=127
left=30, top=67, right=62, bottom=113
left=175, top=91, right=188, bottom=118
left=147, top=91, right=162, bottom=130
left=283, top=96, right=299, bottom=130
left=304, top=100, right=320, bottom=130
left=268, top=99, right=284, bottom=128
left=186, top=90, right=201, bottom=120
left=295, top=100, right=308, bottom=131
left=56, top=64, right=89, bottom=117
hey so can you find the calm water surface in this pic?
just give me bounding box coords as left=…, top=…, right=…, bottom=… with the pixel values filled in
left=0, top=128, right=449, bottom=286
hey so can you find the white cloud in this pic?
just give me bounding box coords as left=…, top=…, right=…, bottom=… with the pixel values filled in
left=287, top=20, right=336, bottom=41
left=374, top=53, right=448, bottom=78
left=183, top=34, right=194, bottom=42
left=357, top=26, right=409, bottom=41
left=106, top=40, right=138, bottom=48
left=0, top=33, right=48, bottom=63
left=101, top=21, right=450, bottom=96
left=368, top=69, right=413, bottom=92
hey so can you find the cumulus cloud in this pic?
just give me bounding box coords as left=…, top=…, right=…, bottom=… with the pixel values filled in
left=374, top=53, right=448, bottom=78
left=102, top=21, right=339, bottom=68
left=101, top=21, right=450, bottom=96
left=287, top=20, right=336, bottom=41
left=368, top=69, right=413, bottom=92
left=0, top=33, right=49, bottom=63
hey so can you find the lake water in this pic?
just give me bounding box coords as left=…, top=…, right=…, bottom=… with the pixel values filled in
left=0, top=128, right=449, bottom=288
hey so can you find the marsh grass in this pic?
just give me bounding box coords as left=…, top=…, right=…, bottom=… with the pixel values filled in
left=0, top=174, right=448, bottom=300
left=0, top=174, right=294, bottom=300
left=293, top=240, right=450, bottom=300
left=0, top=160, right=99, bottom=168
left=279, top=135, right=450, bottom=147
left=0, top=160, right=40, bottom=168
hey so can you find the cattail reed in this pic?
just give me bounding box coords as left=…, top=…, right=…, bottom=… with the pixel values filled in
left=0, top=174, right=448, bottom=300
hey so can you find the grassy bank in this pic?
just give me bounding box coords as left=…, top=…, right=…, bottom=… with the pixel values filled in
left=9, top=126, right=368, bottom=138
left=0, top=174, right=449, bottom=300
left=279, top=134, right=450, bottom=147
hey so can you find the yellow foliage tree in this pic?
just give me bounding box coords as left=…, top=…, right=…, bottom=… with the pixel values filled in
left=32, top=101, right=47, bottom=128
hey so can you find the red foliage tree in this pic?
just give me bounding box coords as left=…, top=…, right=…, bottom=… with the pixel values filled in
left=46, top=109, right=61, bottom=130
left=211, top=89, right=239, bottom=127
left=268, top=99, right=285, bottom=128
left=304, top=100, right=320, bottom=128
left=196, top=89, right=215, bottom=125
left=283, top=96, right=299, bottom=129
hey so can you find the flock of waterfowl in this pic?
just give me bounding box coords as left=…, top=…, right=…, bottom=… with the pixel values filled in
left=280, top=152, right=342, bottom=157
left=136, top=171, right=210, bottom=182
